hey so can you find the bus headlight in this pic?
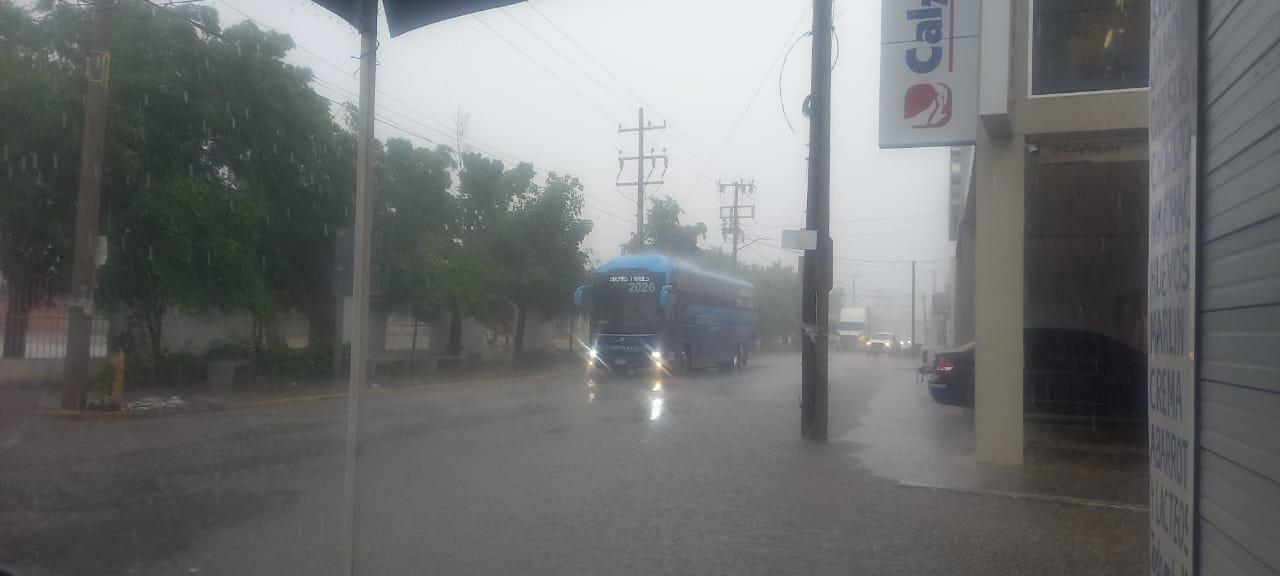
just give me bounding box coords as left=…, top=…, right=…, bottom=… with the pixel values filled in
left=588, top=348, right=598, bottom=359
left=650, top=349, right=662, bottom=360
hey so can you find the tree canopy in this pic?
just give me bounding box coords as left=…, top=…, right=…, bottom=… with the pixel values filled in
left=0, top=0, right=595, bottom=363
left=623, top=196, right=708, bottom=257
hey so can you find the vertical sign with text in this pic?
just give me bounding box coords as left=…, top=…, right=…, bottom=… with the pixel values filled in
left=878, top=0, right=979, bottom=148
left=1148, top=1, right=1197, bottom=575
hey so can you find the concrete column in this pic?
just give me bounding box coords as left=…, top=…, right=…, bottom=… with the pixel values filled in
left=951, top=218, right=976, bottom=346
left=973, top=124, right=1025, bottom=466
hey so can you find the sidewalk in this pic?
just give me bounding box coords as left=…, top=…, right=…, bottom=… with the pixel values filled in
left=843, top=362, right=1149, bottom=509
left=17, top=359, right=577, bottom=419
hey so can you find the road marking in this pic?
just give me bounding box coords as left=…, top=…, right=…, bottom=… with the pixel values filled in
left=896, top=481, right=1148, bottom=512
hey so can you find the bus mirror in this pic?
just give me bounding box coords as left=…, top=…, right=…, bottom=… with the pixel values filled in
left=573, top=285, right=588, bottom=309
left=658, top=285, right=673, bottom=308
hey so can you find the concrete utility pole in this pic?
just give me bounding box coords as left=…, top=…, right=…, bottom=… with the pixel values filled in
left=63, top=0, right=117, bottom=410
left=719, top=180, right=756, bottom=272
left=849, top=274, right=859, bottom=307
left=910, top=260, right=917, bottom=352
left=801, top=0, right=833, bottom=442
left=618, top=108, right=667, bottom=239
left=345, top=0, right=377, bottom=573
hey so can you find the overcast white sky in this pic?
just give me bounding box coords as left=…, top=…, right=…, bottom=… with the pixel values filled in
left=204, top=0, right=952, bottom=334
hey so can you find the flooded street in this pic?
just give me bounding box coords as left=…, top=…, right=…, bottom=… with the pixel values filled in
left=2, top=353, right=1144, bottom=575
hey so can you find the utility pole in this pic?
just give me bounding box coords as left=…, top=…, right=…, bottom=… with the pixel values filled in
left=719, top=180, right=756, bottom=272
left=618, top=107, right=667, bottom=239
left=910, top=260, right=917, bottom=353
left=62, top=0, right=117, bottom=410
left=345, top=0, right=377, bottom=574
left=801, top=0, right=833, bottom=442
left=849, top=274, right=859, bottom=307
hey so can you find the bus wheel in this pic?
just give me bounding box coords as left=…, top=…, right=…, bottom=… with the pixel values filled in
left=719, top=349, right=739, bottom=373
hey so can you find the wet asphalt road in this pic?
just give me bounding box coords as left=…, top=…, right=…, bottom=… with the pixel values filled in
left=0, top=352, right=1146, bottom=575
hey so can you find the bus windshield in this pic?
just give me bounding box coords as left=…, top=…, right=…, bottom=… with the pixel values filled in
left=593, top=270, right=663, bottom=334
left=836, top=321, right=865, bottom=331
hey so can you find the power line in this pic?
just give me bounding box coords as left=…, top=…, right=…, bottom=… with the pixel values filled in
left=494, top=6, right=749, bottom=186
left=497, top=6, right=637, bottom=113
left=297, top=92, right=638, bottom=225
left=470, top=13, right=623, bottom=122
left=754, top=210, right=948, bottom=229
left=831, top=224, right=941, bottom=239
left=135, top=0, right=639, bottom=231
left=521, top=1, right=725, bottom=169
left=672, top=0, right=812, bottom=203
left=214, top=0, right=528, bottom=166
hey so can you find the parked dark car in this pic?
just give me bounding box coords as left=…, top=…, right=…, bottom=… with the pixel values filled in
left=925, top=328, right=1146, bottom=419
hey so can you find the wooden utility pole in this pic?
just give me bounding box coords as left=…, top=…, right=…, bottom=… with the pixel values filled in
left=62, top=0, right=117, bottom=410
left=801, top=0, right=833, bottom=441
left=618, top=108, right=667, bottom=239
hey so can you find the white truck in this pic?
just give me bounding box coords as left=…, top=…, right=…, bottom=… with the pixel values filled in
left=835, top=307, right=870, bottom=351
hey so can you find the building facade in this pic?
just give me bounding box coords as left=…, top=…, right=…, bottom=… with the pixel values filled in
left=950, top=1, right=1280, bottom=573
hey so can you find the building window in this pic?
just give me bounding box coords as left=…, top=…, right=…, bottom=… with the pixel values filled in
left=1031, top=0, right=1149, bottom=95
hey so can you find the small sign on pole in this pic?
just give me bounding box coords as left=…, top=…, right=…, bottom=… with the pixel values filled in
left=781, top=229, right=818, bottom=251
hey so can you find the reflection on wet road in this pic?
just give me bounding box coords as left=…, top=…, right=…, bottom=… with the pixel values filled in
left=0, top=353, right=1146, bottom=576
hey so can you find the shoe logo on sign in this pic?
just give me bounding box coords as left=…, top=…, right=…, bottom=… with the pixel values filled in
left=904, top=82, right=952, bottom=129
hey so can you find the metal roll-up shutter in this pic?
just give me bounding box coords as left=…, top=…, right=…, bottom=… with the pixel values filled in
left=1199, top=1, right=1280, bottom=574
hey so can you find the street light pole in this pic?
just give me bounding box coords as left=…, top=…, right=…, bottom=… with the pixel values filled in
left=345, top=0, right=377, bottom=573
left=800, top=0, right=833, bottom=442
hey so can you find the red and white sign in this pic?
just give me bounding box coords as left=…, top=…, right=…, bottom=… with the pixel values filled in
left=879, top=0, right=979, bottom=148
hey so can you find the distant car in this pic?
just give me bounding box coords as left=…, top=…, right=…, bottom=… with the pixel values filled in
left=925, top=328, right=1146, bottom=418
left=864, top=332, right=898, bottom=355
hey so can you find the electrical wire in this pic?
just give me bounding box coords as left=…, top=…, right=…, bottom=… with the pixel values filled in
left=672, top=0, right=812, bottom=203
left=127, top=0, right=641, bottom=230
left=523, top=1, right=726, bottom=169
left=471, top=13, right=623, bottom=122
left=215, top=0, right=526, bottom=166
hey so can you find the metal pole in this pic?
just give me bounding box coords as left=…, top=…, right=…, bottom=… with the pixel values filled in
left=333, top=298, right=344, bottom=384
left=801, top=0, right=833, bottom=442
left=345, top=0, right=377, bottom=573
left=731, top=183, right=740, bottom=273
left=911, top=260, right=917, bottom=351
left=62, top=0, right=116, bottom=410
left=636, top=107, right=645, bottom=239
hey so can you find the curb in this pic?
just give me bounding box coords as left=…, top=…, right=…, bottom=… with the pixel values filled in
left=43, top=368, right=578, bottom=420
left=896, top=481, right=1148, bottom=512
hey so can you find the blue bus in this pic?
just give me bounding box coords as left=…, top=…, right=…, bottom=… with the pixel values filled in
left=575, top=255, right=757, bottom=373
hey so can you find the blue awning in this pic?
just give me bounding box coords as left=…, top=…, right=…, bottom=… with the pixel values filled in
left=310, top=0, right=525, bottom=36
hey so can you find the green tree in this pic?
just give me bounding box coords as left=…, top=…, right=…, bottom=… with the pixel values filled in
left=199, top=19, right=356, bottom=349
left=489, top=172, right=591, bottom=359
left=397, top=233, right=496, bottom=344
left=97, top=177, right=269, bottom=358
left=0, top=1, right=84, bottom=356
left=429, top=152, right=535, bottom=353
left=623, top=197, right=708, bottom=257
left=740, top=261, right=802, bottom=349
left=1, top=1, right=358, bottom=357
left=381, top=138, right=455, bottom=322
